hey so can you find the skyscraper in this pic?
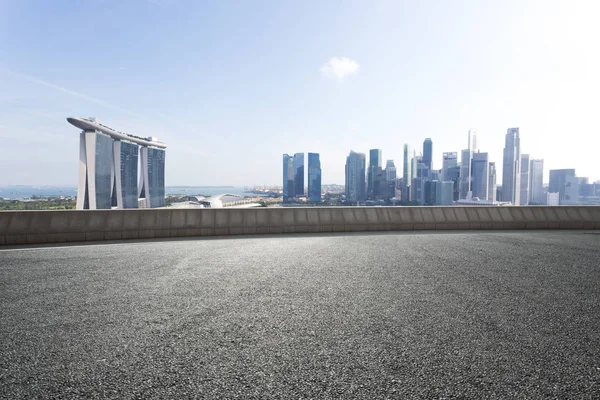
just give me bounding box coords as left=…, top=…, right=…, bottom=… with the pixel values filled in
left=115, top=141, right=139, bottom=209
left=307, top=153, right=322, bottom=202
left=549, top=169, right=578, bottom=205
left=422, top=138, right=433, bottom=172
left=367, top=149, right=382, bottom=200
left=529, top=159, right=544, bottom=204
left=459, top=129, right=479, bottom=199
left=469, top=128, right=479, bottom=153
left=282, top=154, right=294, bottom=200
left=471, top=152, right=489, bottom=200
left=402, top=144, right=415, bottom=201
left=140, top=147, right=166, bottom=208
left=460, top=149, right=471, bottom=199
left=345, top=151, right=366, bottom=204
left=502, top=127, right=521, bottom=204
left=442, top=152, right=458, bottom=181
left=385, top=160, right=397, bottom=181
left=413, top=162, right=430, bottom=205
left=293, top=153, right=304, bottom=197
left=69, top=117, right=166, bottom=210
left=520, top=154, right=530, bottom=205
left=488, top=162, right=497, bottom=202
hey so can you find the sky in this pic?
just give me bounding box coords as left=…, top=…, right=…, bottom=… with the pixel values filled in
left=0, top=0, right=599, bottom=186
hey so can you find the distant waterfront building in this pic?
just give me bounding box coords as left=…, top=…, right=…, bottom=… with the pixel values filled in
left=308, top=153, right=322, bottom=202
left=293, top=153, right=305, bottom=197
left=520, top=154, right=530, bottom=205
left=502, top=127, right=521, bottom=204
left=549, top=169, right=578, bottom=205
left=442, top=152, right=458, bottom=181
left=423, top=138, right=433, bottom=172
left=529, top=159, right=544, bottom=204
left=547, top=192, right=560, bottom=206
left=436, top=181, right=454, bottom=206
left=68, top=117, right=166, bottom=210
left=488, top=162, right=497, bottom=202
left=471, top=152, right=489, bottom=200
left=345, top=151, right=366, bottom=204
left=385, top=160, right=397, bottom=181
left=282, top=154, right=294, bottom=200
left=367, top=149, right=382, bottom=200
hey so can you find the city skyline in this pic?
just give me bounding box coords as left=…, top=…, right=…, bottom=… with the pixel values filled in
left=1, top=1, right=599, bottom=186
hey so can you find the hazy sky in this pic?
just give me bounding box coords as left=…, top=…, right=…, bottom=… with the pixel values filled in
left=1, top=0, right=599, bottom=186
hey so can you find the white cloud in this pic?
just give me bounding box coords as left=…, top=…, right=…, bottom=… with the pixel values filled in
left=320, top=57, right=360, bottom=80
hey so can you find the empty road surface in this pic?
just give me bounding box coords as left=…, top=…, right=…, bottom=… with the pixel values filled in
left=1, top=231, right=600, bottom=398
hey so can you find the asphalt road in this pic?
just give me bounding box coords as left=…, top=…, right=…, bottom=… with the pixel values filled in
left=1, top=231, right=600, bottom=399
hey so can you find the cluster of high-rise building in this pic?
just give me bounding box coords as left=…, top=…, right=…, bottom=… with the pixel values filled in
left=282, top=152, right=321, bottom=202
left=341, top=127, right=598, bottom=206
left=67, top=117, right=166, bottom=210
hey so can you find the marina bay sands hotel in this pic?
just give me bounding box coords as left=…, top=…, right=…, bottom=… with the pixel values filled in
left=67, top=117, right=166, bottom=210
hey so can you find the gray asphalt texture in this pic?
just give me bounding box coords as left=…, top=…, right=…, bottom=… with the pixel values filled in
left=1, top=231, right=600, bottom=399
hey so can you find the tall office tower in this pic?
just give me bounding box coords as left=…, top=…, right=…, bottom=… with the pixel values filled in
left=459, top=129, right=480, bottom=199
left=488, top=162, right=497, bottom=202
left=446, top=165, right=461, bottom=201
left=385, top=160, right=397, bottom=180
left=549, top=169, right=578, bottom=205
left=422, top=138, right=433, bottom=172
left=293, top=153, right=305, bottom=197
left=69, top=117, right=166, bottom=210
left=520, top=154, right=530, bottom=205
left=367, top=149, right=382, bottom=200
left=139, top=147, right=166, bottom=208
left=413, top=163, right=430, bottom=205
left=113, top=140, right=139, bottom=209
left=502, top=127, right=521, bottom=204
left=282, top=154, right=294, bottom=201
left=402, top=144, right=414, bottom=201
left=460, top=149, right=471, bottom=199
left=424, top=181, right=437, bottom=205
left=345, top=151, right=366, bottom=204
left=529, top=159, right=544, bottom=204
left=442, top=152, right=458, bottom=181
left=471, top=152, right=489, bottom=200
left=77, top=131, right=114, bottom=209
left=307, top=153, right=322, bottom=202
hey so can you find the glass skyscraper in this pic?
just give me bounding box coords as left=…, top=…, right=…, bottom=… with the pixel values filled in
left=115, top=140, right=139, bottom=209
left=282, top=154, right=294, bottom=200
left=368, top=149, right=382, bottom=200
left=308, top=153, right=322, bottom=202
left=147, top=148, right=166, bottom=208
left=422, top=138, right=433, bottom=172
left=529, top=159, right=544, bottom=204
left=471, top=152, right=489, bottom=200
left=520, top=154, right=530, bottom=205
left=293, top=153, right=305, bottom=198
left=502, top=127, right=521, bottom=204
left=345, top=151, right=366, bottom=204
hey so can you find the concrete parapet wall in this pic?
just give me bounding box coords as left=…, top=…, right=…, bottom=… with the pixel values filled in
left=1, top=206, right=599, bottom=245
